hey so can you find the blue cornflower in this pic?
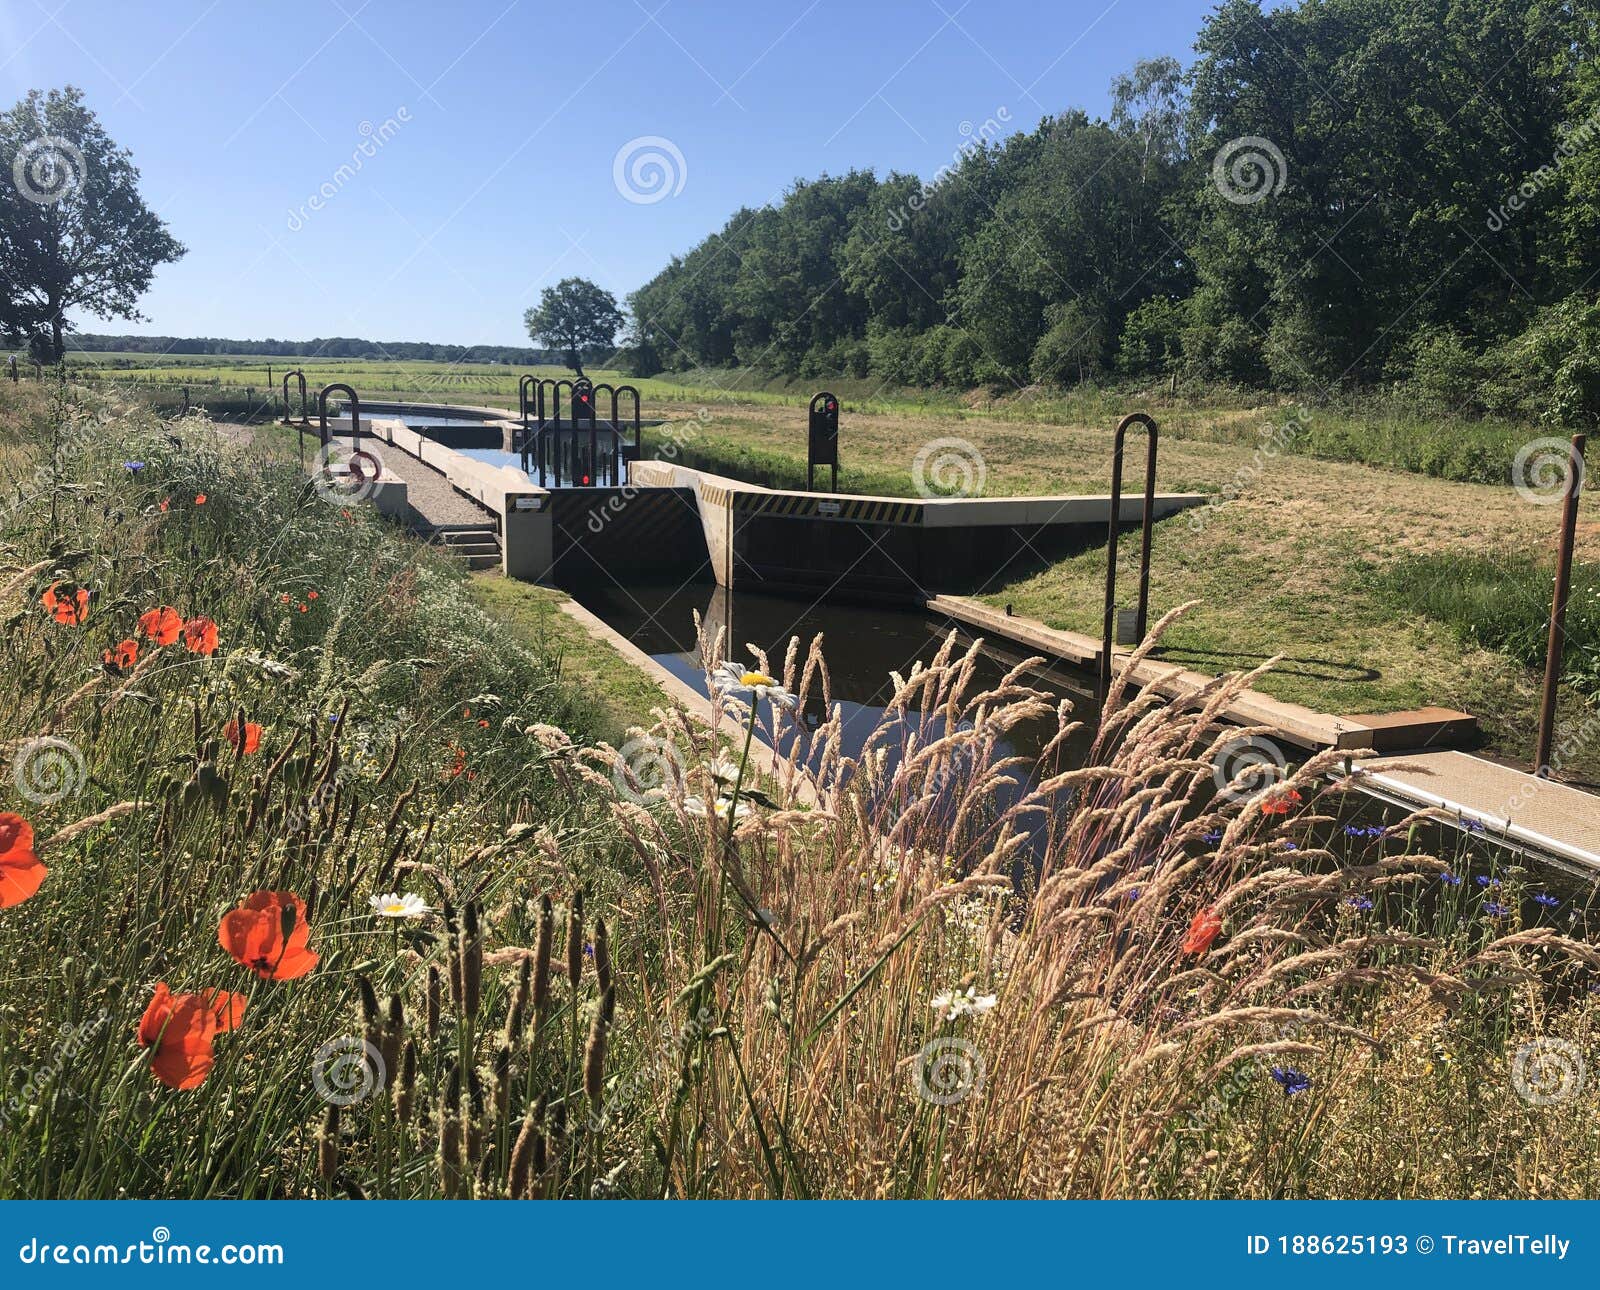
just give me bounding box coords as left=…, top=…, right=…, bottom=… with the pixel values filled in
left=1343, top=824, right=1384, bottom=839
left=1201, top=828, right=1223, bottom=845
left=1281, top=841, right=1299, bottom=851
left=1125, top=888, right=1141, bottom=901
left=1475, top=875, right=1499, bottom=887
left=1345, top=895, right=1374, bottom=911
left=1440, top=872, right=1463, bottom=887
left=1484, top=902, right=1510, bottom=918
left=1271, top=1066, right=1312, bottom=1096
left=1462, top=818, right=1485, bottom=833
left=1534, top=892, right=1561, bottom=909
left=123, top=460, right=145, bottom=473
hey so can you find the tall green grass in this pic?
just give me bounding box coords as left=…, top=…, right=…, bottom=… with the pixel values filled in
left=1365, top=553, right=1600, bottom=699
left=4, top=384, right=1600, bottom=1200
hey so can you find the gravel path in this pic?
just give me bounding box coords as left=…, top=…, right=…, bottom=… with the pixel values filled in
left=208, top=419, right=494, bottom=531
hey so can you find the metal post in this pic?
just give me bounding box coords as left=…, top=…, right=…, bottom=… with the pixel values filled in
left=1098, top=412, right=1160, bottom=702
left=1535, top=433, right=1586, bottom=775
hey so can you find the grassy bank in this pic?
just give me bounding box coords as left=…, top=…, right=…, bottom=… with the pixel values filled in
left=5, top=384, right=1600, bottom=1200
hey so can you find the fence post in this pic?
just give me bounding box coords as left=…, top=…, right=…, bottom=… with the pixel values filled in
left=1535, top=433, right=1587, bottom=776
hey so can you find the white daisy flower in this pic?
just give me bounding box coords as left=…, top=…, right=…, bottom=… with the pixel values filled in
left=369, top=891, right=430, bottom=920
left=708, top=751, right=743, bottom=787
left=710, top=662, right=796, bottom=709
left=682, top=795, right=752, bottom=822
left=930, top=985, right=998, bottom=1022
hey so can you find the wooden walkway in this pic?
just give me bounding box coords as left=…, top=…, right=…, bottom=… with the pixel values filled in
left=926, top=595, right=1476, bottom=752
left=1359, top=751, right=1600, bottom=871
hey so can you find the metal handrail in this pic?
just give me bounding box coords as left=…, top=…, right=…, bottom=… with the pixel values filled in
left=1098, top=412, right=1159, bottom=702
left=280, top=369, right=308, bottom=425
left=316, top=383, right=361, bottom=449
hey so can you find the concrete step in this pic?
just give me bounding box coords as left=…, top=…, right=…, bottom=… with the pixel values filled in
left=445, top=542, right=502, bottom=558
left=434, top=526, right=499, bottom=544
left=462, top=553, right=500, bottom=571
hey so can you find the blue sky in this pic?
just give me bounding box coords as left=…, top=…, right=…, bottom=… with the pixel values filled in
left=1, top=0, right=1222, bottom=346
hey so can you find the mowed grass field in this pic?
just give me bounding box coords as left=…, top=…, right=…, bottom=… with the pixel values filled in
left=56, top=355, right=1600, bottom=781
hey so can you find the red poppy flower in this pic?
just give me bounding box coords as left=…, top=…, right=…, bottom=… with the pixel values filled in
left=137, top=982, right=247, bottom=1089
left=218, top=890, right=319, bottom=980
left=195, top=493, right=207, bottom=505
left=1181, top=908, right=1223, bottom=958
left=0, top=813, right=47, bottom=908
left=223, top=719, right=262, bottom=755
left=159, top=498, right=170, bottom=513
left=182, top=616, right=219, bottom=656
left=306, top=591, right=318, bottom=600
left=137, top=606, right=182, bottom=646
left=443, top=745, right=467, bottom=780
left=1261, top=787, right=1303, bottom=816
left=102, top=638, right=139, bottom=672
left=278, top=593, right=290, bottom=604
left=41, top=582, right=89, bottom=626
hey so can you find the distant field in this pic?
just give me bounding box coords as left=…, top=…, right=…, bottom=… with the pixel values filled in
left=57, top=354, right=856, bottom=413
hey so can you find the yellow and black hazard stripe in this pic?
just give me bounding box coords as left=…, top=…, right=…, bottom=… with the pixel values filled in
left=731, top=492, right=923, bottom=526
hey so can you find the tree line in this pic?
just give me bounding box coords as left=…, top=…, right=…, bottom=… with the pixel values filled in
left=63, top=334, right=557, bottom=365
left=626, top=0, right=1600, bottom=423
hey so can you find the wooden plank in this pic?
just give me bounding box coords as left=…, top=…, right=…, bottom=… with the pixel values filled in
left=924, top=595, right=1476, bottom=753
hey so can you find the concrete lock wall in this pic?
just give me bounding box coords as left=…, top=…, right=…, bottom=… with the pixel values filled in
left=628, top=459, right=1205, bottom=600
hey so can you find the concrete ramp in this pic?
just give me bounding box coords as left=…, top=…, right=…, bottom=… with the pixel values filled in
left=1359, top=750, right=1600, bottom=871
